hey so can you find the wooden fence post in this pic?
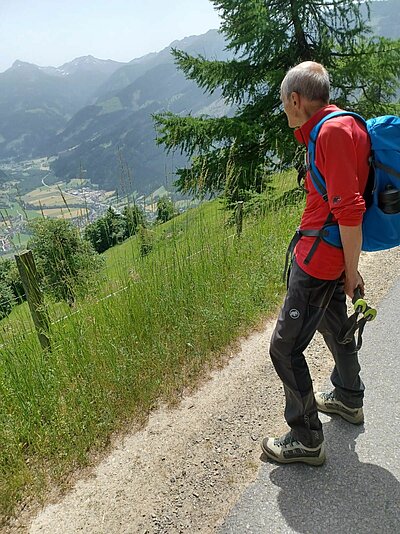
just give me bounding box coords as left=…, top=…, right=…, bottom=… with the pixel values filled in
left=236, top=201, right=244, bottom=237
left=15, top=250, right=51, bottom=352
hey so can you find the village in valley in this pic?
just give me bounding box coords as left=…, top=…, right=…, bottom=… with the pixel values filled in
left=0, top=156, right=176, bottom=257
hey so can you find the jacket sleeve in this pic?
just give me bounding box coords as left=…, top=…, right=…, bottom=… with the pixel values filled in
left=316, top=120, right=366, bottom=226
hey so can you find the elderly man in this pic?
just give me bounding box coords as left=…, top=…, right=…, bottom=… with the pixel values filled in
left=262, top=61, right=370, bottom=465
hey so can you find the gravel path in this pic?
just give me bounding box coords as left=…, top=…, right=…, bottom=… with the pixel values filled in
left=220, top=261, right=400, bottom=534
left=7, top=248, right=400, bottom=534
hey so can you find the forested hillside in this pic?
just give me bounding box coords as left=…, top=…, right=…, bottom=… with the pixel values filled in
left=49, top=30, right=231, bottom=193
left=0, top=1, right=398, bottom=196
left=0, top=57, right=125, bottom=160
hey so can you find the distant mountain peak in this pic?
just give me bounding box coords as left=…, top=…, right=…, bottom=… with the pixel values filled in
left=55, top=56, right=126, bottom=77
left=11, top=59, right=37, bottom=70
left=168, top=28, right=220, bottom=48
left=62, top=55, right=100, bottom=67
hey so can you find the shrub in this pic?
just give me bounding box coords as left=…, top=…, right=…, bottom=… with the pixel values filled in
left=0, top=280, right=13, bottom=319
left=138, top=226, right=154, bottom=257
left=84, top=207, right=126, bottom=254
left=28, top=218, right=103, bottom=304
left=122, top=204, right=146, bottom=238
left=156, top=197, right=175, bottom=223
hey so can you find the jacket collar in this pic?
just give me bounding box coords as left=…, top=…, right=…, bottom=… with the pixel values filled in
left=294, top=104, right=341, bottom=146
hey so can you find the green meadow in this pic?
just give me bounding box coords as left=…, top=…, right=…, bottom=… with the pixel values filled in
left=0, top=170, right=303, bottom=522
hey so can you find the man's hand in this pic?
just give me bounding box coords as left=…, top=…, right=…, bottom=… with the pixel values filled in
left=343, top=270, right=365, bottom=300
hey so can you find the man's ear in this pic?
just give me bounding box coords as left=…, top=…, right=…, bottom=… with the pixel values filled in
left=291, top=91, right=300, bottom=108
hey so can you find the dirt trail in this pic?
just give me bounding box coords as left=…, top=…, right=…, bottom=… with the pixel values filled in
left=7, top=248, right=400, bottom=534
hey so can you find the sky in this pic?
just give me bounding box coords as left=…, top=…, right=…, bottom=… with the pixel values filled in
left=0, top=0, right=222, bottom=72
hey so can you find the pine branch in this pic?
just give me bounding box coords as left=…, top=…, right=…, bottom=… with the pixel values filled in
left=153, top=0, right=400, bottom=201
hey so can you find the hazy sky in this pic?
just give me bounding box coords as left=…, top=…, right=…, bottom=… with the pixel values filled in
left=0, top=0, right=222, bottom=72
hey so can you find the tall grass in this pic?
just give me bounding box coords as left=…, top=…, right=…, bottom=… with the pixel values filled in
left=0, top=171, right=303, bottom=522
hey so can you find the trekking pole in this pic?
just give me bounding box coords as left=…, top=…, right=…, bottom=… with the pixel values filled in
left=352, top=288, right=377, bottom=321
left=337, top=288, right=377, bottom=350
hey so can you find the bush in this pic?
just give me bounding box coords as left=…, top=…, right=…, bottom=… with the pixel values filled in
left=156, top=197, right=175, bottom=224
left=84, top=207, right=126, bottom=254
left=0, top=258, right=25, bottom=320
left=28, top=218, right=103, bottom=304
left=84, top=205, right=146, bottom=253
left=3, top=260, right=25, bottom=304
left=0, top=280, right=13, bottom=319
left=122, top=204, right=145, bottom=239
left=138, top=226, right=154, bottom=257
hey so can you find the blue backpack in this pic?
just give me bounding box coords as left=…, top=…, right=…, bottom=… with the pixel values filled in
left=304, top=112, right=400, bottom=254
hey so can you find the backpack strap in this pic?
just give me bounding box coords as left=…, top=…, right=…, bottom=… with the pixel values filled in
left=283, top=212, right=340, bottom=282
left=300, top=212, right=335, bottom=265
left=283, top=230, right=301, bottom=284
left=374, top=160, right=400, bottom=179
left=308, top=111, right=367, bottom=198
left=302, top=111, right=367, bottom=264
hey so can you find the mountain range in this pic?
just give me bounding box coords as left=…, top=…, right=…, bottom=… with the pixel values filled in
left=49, top=30, right=231, bottom=193
left=0, top=57, right=125, bottom=162
left=0, top=0, right=398, bottom=195
left=0, top=30, right=229, bottom=194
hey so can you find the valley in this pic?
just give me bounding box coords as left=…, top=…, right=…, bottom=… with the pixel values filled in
left=0, top=157, right=193, bottom=257
left=0, top=1, right=396, bottom=258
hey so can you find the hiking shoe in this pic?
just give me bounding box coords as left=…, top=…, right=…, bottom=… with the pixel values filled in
left=315, top=391, right=364, bottom=424
left=261, top=431, right=325, bottom=466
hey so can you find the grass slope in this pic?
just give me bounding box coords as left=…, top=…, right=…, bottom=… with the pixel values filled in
left=0, top=171, right=303, bottom=523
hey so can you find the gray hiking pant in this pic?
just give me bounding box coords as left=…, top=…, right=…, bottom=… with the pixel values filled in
left=269, top=259, right=365, bottom=447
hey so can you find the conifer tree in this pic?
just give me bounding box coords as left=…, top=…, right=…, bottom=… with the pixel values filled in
left=154, top=0, right=400, bottom=203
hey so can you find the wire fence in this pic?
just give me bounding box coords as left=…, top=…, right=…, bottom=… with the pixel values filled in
left=0, top=293, right=25, bottom=309
left=0, top=207, right=243, bottom=352
left=0, top=172, right=299, bottom=353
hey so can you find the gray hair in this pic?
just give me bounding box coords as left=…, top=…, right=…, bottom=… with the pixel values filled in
left=281, top=61, right=330, bottom=103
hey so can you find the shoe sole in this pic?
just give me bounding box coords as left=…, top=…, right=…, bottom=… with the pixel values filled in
left=260, top=442, right=326, bottom=466
left=316, top=404, right=364, bottom=425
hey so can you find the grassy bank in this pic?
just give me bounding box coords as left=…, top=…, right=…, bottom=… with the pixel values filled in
left=0, top=171, right=303, bottom=522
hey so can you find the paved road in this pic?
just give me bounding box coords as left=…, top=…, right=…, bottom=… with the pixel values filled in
left=219, top=279, right=400, bottom=534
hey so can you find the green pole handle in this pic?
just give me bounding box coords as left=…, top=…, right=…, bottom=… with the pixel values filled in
left=352, top=287, right=377, bottom=322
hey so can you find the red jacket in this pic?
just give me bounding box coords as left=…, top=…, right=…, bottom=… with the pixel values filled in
left=294, top=105, right=371, bottom=280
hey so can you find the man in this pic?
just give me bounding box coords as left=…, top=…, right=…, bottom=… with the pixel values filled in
left=261, top=61, right=371, bottom=466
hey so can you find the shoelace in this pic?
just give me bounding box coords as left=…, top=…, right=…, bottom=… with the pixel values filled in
left=275, top=432, right=298, bottom=447
left=321, top=391, right=335, bottom=402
